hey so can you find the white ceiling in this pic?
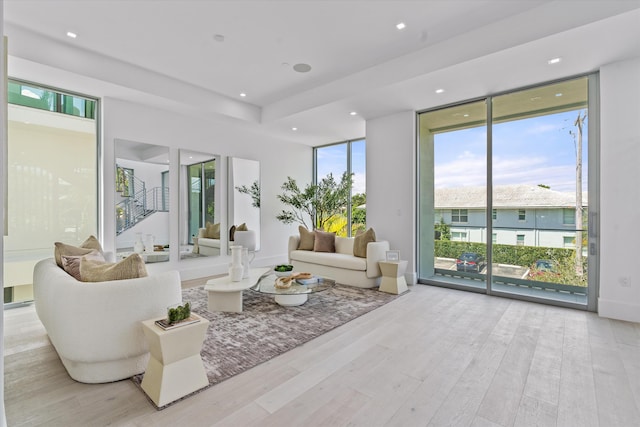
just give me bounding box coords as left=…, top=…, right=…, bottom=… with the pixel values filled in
left=4, top=0, right=640, bottom=146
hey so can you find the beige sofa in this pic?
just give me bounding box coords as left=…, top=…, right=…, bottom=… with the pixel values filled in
left=33, top=258, right=182, bottom=383
left=288, top=235, right=389, bottom=288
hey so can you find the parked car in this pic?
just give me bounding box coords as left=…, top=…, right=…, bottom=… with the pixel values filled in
left=456, top=252, right=486, bottom=272
left=528, top=259, right=560, bottom=278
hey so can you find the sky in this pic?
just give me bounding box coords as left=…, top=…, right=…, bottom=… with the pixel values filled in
left=434, top=109, right=588, bottom=193
left=314, top=109, right=588, bottom=197
left=316, top=139, right=366, bottom=195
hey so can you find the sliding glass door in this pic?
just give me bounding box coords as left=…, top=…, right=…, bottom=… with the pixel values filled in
left=418, top=100, right=488, bottom=291
left=418, top=75, right=598, bottom=310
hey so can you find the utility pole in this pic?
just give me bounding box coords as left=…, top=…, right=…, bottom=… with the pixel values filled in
left=572, top=111, right=586, bottom=276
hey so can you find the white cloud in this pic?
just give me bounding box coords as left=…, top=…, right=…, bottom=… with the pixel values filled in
left=352, top=172, right=366, bottom=195
left=436, top=153, right=581, bottom=192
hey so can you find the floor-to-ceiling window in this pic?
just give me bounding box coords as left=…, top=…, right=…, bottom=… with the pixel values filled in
left=3, top=80, right=98, bottom=304
left=314, top=139, right=366, bottom=236
left=418, top=75, right=598, bottom=310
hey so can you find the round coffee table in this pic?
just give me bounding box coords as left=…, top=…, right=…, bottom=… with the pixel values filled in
left=250, top=272, right=335, bottom=306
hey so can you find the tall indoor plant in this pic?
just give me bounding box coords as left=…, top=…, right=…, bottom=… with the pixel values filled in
left=276, top=172, right=353, bottom=231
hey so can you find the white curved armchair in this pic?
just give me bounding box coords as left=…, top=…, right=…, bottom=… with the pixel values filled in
left=33, top=258, right=182, bottom=383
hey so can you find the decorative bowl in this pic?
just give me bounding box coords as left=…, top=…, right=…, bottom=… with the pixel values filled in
left=274, top=270, right=293, bottom=277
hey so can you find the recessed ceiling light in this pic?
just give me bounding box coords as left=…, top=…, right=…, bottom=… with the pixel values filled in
left=350, top=111, right=357, bottom=116
left=463, top=114, right=469, bottom=117
left=396, top=22, right=406, bottom=30
left=292, top=127, right=298, bottom=131
left=435, top=89, right=445, bottom=94
left=240, top=93, right=247, bottom=97
left=555, top=93, right=563, bottom=97
left=293, top=63, right=312, bottom=73
left=547, top=57, right=562, bottom=65
left=66, top=31, right=77, bottom=38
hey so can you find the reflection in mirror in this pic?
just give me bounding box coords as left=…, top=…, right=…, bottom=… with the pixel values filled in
left=180, top=150, right=221, bottom=260
left=115, top=139, right=170, bottom=263
left=228, top=157, right=260, bottom=254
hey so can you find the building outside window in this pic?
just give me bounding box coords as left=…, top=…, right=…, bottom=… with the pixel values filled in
left=563, top=208, right=575, bottom=225
left=452, top=209, right=468, bottom=223
left=4, top=80, right=98, bottom=304
left=518, top=209, right=526, bottom=221
left=517, top=234, right=525, bottom=246
left=451, top=231, right=467, bottom=242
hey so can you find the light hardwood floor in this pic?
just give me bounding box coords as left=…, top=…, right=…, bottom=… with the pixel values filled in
left=4, top=283, right=640, bottom=426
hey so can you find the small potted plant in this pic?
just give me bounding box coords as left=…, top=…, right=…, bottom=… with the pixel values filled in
left=167, top=302, right=191, bottom=325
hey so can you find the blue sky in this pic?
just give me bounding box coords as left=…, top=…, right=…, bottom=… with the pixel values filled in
left=434, top=109, right=588, bottom=193
left=315, top=109, right=588, bottom=196
left=316, top=139, right=367, bottom=195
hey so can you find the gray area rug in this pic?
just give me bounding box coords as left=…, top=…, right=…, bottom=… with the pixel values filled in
left=132, top=284, right=401, bottom=409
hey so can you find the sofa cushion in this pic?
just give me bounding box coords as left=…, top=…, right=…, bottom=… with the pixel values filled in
left=61, top=250, right=106, bottom=280
left=354, top=227, right=376, bottom=258
left=236, top=223, right=248, bottom=231
left=80, top=253, right=148, bottom=282
left=313, top=230, right=336, bottom=252
left=54, top=235, right=104, bottom=268
left=298, top=226, right=315, bottom=250
left=205, top=222, right=221, bottom=239
left=290, top=250, right=367, bottom=271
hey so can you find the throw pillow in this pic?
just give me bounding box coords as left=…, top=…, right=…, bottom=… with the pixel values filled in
left=54, top=235, right=104, bottom=268
left=236, top=223, right=248, bottom=231
left=353, top=227, right=376, bottom=258
left=205, top=222, right=221, bottom=239
left=297, top=226, right=315, bottom=250
left=61, top=250, right=106, bottom=280
left=313, top=230, right=336, bottom=253
left=79, top=253, right=148, bottom=282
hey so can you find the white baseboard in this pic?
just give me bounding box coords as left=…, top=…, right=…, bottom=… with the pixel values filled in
left=598, top=298, right=640, bottom=323
left=405, top=271, right=417, bottom=286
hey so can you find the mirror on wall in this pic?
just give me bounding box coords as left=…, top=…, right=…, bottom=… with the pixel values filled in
left=179, top=150, right=222, bottom=260
left=115, top=139, right=170, bottom=263
left=228, top=157, right=260, bottom=253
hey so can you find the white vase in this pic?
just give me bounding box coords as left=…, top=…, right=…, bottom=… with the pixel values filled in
left=241, top=247, right=250, bottom=279
left=134, top=233, right=144, bottom=254
left=229, top=245, right=244, bottom=282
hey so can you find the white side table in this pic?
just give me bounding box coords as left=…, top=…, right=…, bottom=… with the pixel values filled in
left=140, top=313, right=210, bottom=407
left=204, top=268, right=270, bottom=312
left=378, top=260, right=408, bottom=295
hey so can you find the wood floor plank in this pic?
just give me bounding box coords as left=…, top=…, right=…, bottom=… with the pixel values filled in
left=476, top=304, right=545, bottom=426
left=4, top=283, right=640, bottom=426
left=590, top=340, right=640, bottom=426
left=513, top=395, right=558, bottom=427
left=557, top=311, right=599, bottom=427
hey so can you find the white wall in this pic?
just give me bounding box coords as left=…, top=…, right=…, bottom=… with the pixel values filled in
left=366, top=111, right=417, bottom=284
left=1, top=1, right=8, bottom=423
left=598, top=57, right=640, bottom=322
left=101, top=97, right=311, bottom=280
